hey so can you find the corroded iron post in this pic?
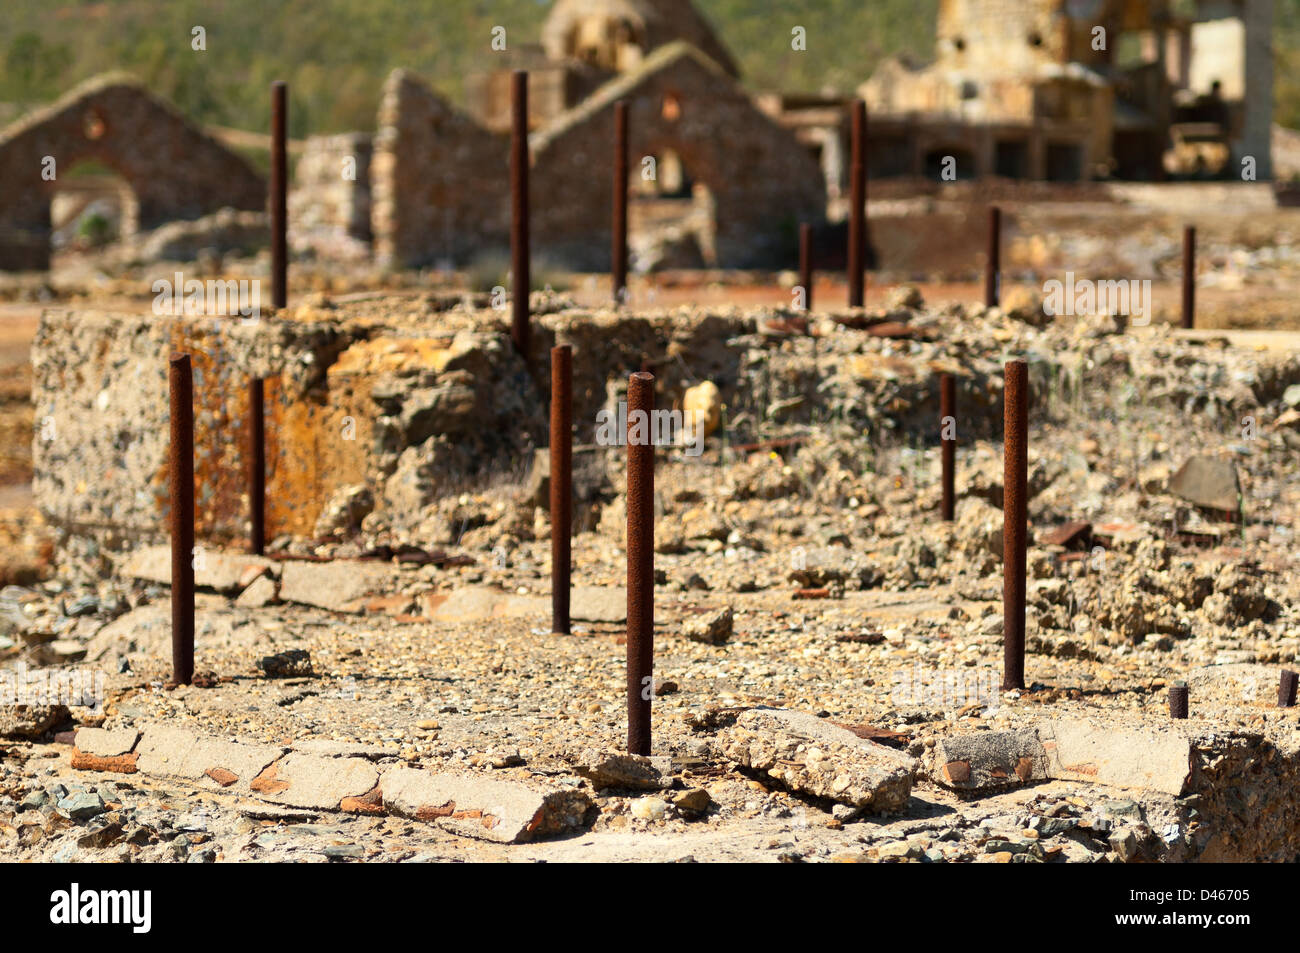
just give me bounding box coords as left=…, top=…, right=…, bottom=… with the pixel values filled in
left=550, top=345, right=572, bottom=635
left=1002, top=360, right=1028, bottom=691
left=626, top=371, right=655, bottom=755
left=271, top=81, right=287, bottom=311
left=169, top=354, right=195, bottom=686
left=511, top=71, right=531, bottom=356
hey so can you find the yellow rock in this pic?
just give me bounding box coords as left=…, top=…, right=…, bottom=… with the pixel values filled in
left=683, top=381, right=721, bottom=437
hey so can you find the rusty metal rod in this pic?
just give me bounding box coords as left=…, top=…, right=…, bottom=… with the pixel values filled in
left=1169, top=681, right=1189, bottom=719
left=847, top=100, right=866, bottom=308
left=1002, top=359, right=1028, bottom=691
left=799, top=223, right=813, bottom=312
left=1280, top=669, right=1298, bottom=708
left=511, top=70, right=531, bottom=357
left=626, top=371, right=655, bottom=755
left=270, top=81, right=287, bottom=311
left=550, top=345, right=573, bottom=635
left=985, top=206, right=1001, bottom=308
left=169, top=353, right=195, bottom=686
left=612, top=101, right=629, bottom=305
left=248, top=377, right=265, bottom=556
left=940, top=372, right=955, bottom=521
left=1182, top=225, right=1196, bottom=330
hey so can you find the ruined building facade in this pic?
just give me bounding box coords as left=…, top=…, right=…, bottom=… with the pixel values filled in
left=858, top=0, right=1273, bottom=182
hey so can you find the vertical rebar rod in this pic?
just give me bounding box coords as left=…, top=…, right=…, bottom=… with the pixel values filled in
left=1182, top=225, right=1196, bottom=330
left=1169, top=681, right=1189, bottom=719
left=940, top=372, right=955, bottom=521
left=511, top=71, right=531, bottom=357
left=799, top=223, right=813, bottom=312
left=1280, top=669, right=1298, bottom=708
left=248, top=377, right=265, bottom=556
left=848, top=100, right=866, bottom=308
left=626, top=371, right=655, bottom=756
left=1002, top=359, right=1028, bottom=691
left=612, top=101, right=629, bottom=306
left=169, top=354, right=195, bottom=686
left=985, top=206, right=1001, bottom=309
left=270, top=81, right=287, bottom=311
left=550, top=345, right=572, bottom=635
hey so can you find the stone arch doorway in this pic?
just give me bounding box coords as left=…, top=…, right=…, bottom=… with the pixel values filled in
left=49, top=158, right=140, bottom=254
left=628, top=145, right=716, bottom=270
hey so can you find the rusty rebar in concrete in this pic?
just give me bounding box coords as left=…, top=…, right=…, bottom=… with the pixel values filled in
left=799, top=223, right=813, bottom=312
left=1002, top=359, right=1028, bottom=691
left=612, top=101, right=629, bottom=305
left=985, top=206, right=1001, bottom=308
left=511, top=70, right=531, bottom=357
left=847, top=100, right=866, bottom=308
left=626, top=371, right=655, bottom=756
left=169, top=353, right=195, bottom=686
left=1182, top=225, right=1196, bottom=330
left=247, top=377, right=265, bottom=556
left=1280, top=669, right=1298, bottom=708
left=270, top=81, right=288, bottom=311
left=550, top=346, right=573, bottom=635
left=1169, top=681, right=1189, bottom=719
left=940, top=372, right=955, bottom=521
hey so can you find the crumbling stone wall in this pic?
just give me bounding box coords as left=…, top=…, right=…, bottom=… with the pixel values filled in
left=290, top=133, right=373, bottom=258
left=531, top=43, right=826, bottom=269
left=0, top=73, right=265, bottom=271
left=31, top=297, right=1011, bottom=573
left=371, top=70, right=510, bottom=269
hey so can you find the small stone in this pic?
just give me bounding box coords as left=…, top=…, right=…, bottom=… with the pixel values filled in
left=257, top=649, right=313, bottom=678
left=682, top=606, right=733, bottom=645
left=57, top=791, right=106, bottom=821
left=630, top=797, right=667, bottom=821
left=672, top=788, right=712, bottom=815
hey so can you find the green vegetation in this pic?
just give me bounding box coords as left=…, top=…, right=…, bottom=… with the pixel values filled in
left=1, top=0, right=1297, bottom=133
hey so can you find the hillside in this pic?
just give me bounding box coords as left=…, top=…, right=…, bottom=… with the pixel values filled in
left=1, top=0, right=1298, bottom=134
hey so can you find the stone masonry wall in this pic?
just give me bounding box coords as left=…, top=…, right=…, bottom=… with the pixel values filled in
left=371, top=70, right=510, bottom=269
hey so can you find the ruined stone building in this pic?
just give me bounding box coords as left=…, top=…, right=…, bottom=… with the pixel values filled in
left=855, top=0, right=1273, bottom=182
left=0, top=0, right=1276, bottom=274
left=366, top=0, right=821, bottom=271
left=0, top=74, right=265, bottom=271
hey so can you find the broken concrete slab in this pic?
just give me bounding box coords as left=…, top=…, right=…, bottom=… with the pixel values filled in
left=235, top=573, right=278, bottom=608
left=421, top=586, right=545, bottom=623
left=134, top=725, right=286, bottom=794
left=571, top=750, right=673, bottom=791
left=720, top=707, right=917, bottom=812
left=1039, top=718, right=1192, bottom=796
left=249, top=752, right=379, bottom=810
left=570, top=586, right=626, bottom=623
left=73, top=726, right=139, bottom=757
left=931, top=728, right=1048, bottom=792
left=277, top=560, right=402, bottom=613
left=1168, top=456, right=1241, bottom=512
left=291, top=739, right=395, bottom=760
left=122, top=545, right=278, bottom=594
left=380, top=765, right=595, bottom=843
